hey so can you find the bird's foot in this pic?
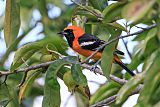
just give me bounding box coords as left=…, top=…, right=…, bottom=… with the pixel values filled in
left=77, top=55, right=81, bottom=62
left=91, top=65, right=99, bottom=74
left=90, top=59, right=101, bottom=74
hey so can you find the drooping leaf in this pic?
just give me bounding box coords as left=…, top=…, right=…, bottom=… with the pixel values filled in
left=63, top=71, right=77, bottom=92
left=75, top=91, right=89, bottom=107
left=129, top=28, right=159, bottom=70
left=11, top=41, right=46, bottom=71
left=102, top=2, right=126, bottom=23
left=136, top=51, right=160, bottom=106
left=90, top=81, right=120, bottom=105
left=75, top=5, right=103, bottom=22
left=19, top=70, right=41, bottom=101
left=0, top=83, right=19, bottom=107
left=101, top=30, right=121, bottom=78
left=63, top=70, right=90, bottom=99
left=71, top=64, right=87, bottom=86
left=42, top=56, right=77, bottom=107
left=116, top=73, right=144, bottom=104
left=4, top=0, right=20, bottom=47
left=122, top=0, right=156, bottom=22
left=7, top=87, right=20, bottom=107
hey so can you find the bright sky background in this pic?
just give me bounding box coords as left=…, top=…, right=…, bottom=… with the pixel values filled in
left=0, top=0, right=143, bottom=107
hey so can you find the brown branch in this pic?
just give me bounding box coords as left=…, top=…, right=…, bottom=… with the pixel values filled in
left=0, top=59, right=127, bottom=86
left=18, top=72, right=28, bottom=88
left=81, top=63, right=128, bottom=85
left=0, top=56, right=143, bottom=106
left=0, top=61, right=55, bottom=76
left=81, top=24, right=156, bottom=63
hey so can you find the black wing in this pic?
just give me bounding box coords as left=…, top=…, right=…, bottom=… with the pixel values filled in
left=78, top=34, right=105, bottom=52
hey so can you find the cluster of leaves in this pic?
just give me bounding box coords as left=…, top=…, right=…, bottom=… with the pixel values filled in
left=0, top=0, right=160, bottom=107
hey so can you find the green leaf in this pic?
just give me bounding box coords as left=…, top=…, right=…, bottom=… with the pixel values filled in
left=90, top=81, right=120, bottom=105
left=0, top=99, right=11, bottom=107
left=129, top=28, right=159, bottom=70
left=42, top=56, right=76, bottom=107
left=122, top=0, right=156, bottom=22
left=75, top=91, right=89, bottom=107
left=7, top=87, right=20, bottom=107
left=4, top=0, right=20, bottom=47
left=133, top=29, right=149, bottom=41
left=63, top=71, right=77, bottom=92
left=89, top=0, right=108, bottom=11
left=136, top=51, right=160, bottom=106
left=19, top=70, right=41, bottom=101
left=75, top=6, right=103, bottom=21
left=101, top=30, right=121, bottom=78
left=102, top=2, right=126, bottom=23
left=10, top=41, right=45, bottom=71
left=71, top=64, right=87, bottom=86
left=0, top=84, right=19, bottom=107
left=63, top=70, right=90, bottom=99
left=116, top=73, right=144, bottom=104
left=107, top=22, right=127, bottom=32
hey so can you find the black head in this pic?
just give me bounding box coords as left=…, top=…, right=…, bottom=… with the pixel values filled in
left=58, top=29, right=75, bottom=47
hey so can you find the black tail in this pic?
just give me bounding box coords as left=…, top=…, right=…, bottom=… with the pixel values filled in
left=116, top=60, right=135, bottom=76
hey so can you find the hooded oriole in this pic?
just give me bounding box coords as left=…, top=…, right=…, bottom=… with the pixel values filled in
left=58, top=26, right=135, bottom=76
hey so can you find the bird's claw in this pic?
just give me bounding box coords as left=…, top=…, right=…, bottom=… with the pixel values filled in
left=91, top=65, right=99, bottom=74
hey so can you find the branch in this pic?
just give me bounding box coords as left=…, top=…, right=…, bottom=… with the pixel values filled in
left=0, top=56, right=143, bottom=106
left=90, top=94, right=118, bottom=107
left=0, top=59, right=127, bottom=86
left=81, top=24, right=157, bottom=63
left=0, top=61, right=55, bottom=76
left=81, top=63, right=128, bottom=85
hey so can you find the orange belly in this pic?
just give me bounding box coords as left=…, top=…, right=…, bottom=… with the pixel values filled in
left=72, top=39, right=102, bottom=60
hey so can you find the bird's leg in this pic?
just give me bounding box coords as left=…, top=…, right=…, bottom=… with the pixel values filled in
left=77, top=55, right=81, bottom=62
left=91, top=59, right=101, bottom=74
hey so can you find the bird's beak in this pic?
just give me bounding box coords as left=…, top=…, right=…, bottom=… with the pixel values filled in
left=57, top=31, right=68, bottom=35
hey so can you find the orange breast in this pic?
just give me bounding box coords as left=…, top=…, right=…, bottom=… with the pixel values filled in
left=72, top=39, right=102, bottom=60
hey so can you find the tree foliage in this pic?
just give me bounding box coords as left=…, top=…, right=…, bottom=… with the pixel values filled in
left=0, top=0, right=160, bottom=107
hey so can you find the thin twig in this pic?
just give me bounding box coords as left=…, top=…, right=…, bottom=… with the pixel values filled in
left=0, top=75, right=8, bottom=84
left=90, top=94, right=118, bottom=107
left=122, top=39, right=132, bottom=59
left=18, top=72, right=28, bottom=88
left=122, top=22, right=139, bottom=73
left=88, top=80, right=102, bottom=85
left=46, top=44, right=65, bottom=58
left=81, top=24, right=156, bottom=64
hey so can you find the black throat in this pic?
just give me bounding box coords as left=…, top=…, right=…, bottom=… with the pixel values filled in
left=64, top=29, right=75, bottom=47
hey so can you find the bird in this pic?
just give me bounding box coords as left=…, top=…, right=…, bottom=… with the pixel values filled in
left=58, top=25, right=135, bottom=76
